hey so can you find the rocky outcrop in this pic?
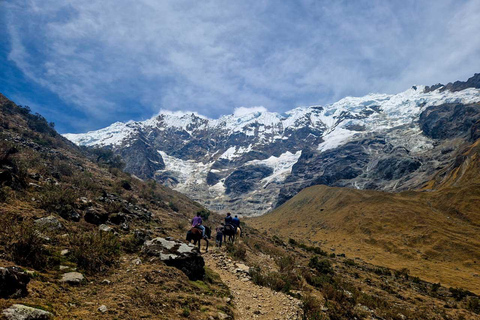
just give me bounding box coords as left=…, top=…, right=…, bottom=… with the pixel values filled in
left=119, top=137, right=164, bottom=179
left=419, top=103, right=480, bottom=140
left=34, top=216, right=64, bottom=231
left=142, top=237, right=205, bottom=280
left=424, top=73, right=480, bottom=93
left=225, top=165, right=273, bottom=195
left=59, top=272, right=85, bottom=285
left=2, top=305, right=53, bottom=320
left=0, top=267, right=30, bottom=298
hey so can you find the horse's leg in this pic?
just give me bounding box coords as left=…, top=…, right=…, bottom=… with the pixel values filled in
left=205, top=239, right=209, bottom=252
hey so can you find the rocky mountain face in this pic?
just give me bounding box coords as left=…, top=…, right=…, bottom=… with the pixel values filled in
left=65, top=74, right=480, bottom=216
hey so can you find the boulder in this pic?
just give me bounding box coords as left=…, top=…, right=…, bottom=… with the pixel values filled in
left=34, top=216, right=63, bottom=231
left=60, top=210, right=81, bottom=222
left=98, top=224, right=114, bottom=233
left=2, top=304, right=53, bottom=320
left=0, top=267, right=30, bottom=298
left=84, top=208, right=108, bottom=225
left=142, top=237, right=205, bottom=280
left=59, top=272, right=84, bottom=285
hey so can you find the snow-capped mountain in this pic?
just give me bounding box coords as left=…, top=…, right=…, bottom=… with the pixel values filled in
left=65, top=74, right=480, bottom=216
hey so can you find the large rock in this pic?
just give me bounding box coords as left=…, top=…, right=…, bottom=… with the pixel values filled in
left=2, top=304, right=53, bottom=320
left=0, top=267, right=30, bottom=298
left=34, top=216, right=64, bottom=231
left=59, top=272, right=85, bottom=285
left=142, top=237, right=204, bottom=280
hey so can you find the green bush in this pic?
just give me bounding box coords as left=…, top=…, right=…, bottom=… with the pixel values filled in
left=70, top=232, right=121, bottom=274
left=196, top=209, right=210, bottom=221
left=302, top=294, right=327, bottom=320
left=309, top=256, right=334, bottom=274
left=8, top=222, right=57, bottom=270
left=38, top=184, right=78, bottom=215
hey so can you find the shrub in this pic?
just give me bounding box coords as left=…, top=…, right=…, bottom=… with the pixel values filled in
left=38, top=184, right=78, bottom=216
left=449, top=287, right=472, bottom=301
left=466, top=297, right=480, bottom=314
left=309, top=256, right=334, bottom=274
left=196, top=209, right=210, bottom=221
left=168, top=201, right=179, bottom=212
left=70, top=232, right=121, bottom=274
left=302, top=294, right=327, bottom=320
left=303, top=270, right=334, bottom=289
left=226, top=243, right=246, bottom=261
left=121, top=233, right=145, bottom=253
left=344, top=259, right=357, bottom=267
left=394, top=268, right=410, bottom=279
left=7, top=222, right=57, bottom=270
left=120, top=180, right=132, bottom=190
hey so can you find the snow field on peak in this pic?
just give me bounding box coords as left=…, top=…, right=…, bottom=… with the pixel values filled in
left=245, top=151, right=302, bottom=186
left=63, top=85, right=480, bottom=152
left=63, top=121, right=137, bottom=147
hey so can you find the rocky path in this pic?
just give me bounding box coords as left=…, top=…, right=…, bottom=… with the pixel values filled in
left=204, top=249, right=303, bottom=320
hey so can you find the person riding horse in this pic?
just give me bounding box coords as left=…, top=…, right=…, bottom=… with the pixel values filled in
left=223, top=212, right=237, bottom=243
left=191, top=212, right=206, bottom=238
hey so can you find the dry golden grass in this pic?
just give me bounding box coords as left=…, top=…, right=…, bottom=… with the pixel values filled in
left=252, top=184, right=480, bottom=294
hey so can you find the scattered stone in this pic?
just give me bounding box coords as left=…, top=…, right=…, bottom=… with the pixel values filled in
left=98, top=224, right=114, bottom=233
left=33, top=231, right=50, bottom=242
left=60, top=249, right=69, bottom=256
left=2, top=304, right=53, bottom=320
left=101, top=279, right=111, bottom=285
left=34, top=216, right=63, bottom=231
left=60, top=272, right=84, bottom=285
left=235, top=263, right=250, bottom=274
left=0, top=267, right=30, bottom=298
left=217, top=312, right=229, bottom=319
left=98, top=305, right=108, bottom=313
left=142, top=237, right=205, bottom=280
left=62, top=211, right=81, bottom=222
left=131, top=258, right=142, bottom=265
left=59, top=266, right=70, bottom=271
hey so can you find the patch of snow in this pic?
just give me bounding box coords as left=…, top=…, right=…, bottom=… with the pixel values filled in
left=219, top=145, right=253, bottom=160
left=245, top=151, right=302, bottom=185
left=317, top=128, right=358, bottom=152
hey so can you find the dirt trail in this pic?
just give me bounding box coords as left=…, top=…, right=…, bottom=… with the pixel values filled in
left=204, top=248, right=303, bottom=320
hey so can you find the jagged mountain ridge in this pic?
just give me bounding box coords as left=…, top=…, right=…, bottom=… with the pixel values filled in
left=65, top=74, right=480, bottom=216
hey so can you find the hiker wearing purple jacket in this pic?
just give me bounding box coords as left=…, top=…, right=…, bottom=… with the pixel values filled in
left=191, top=212, right=205, bottom=238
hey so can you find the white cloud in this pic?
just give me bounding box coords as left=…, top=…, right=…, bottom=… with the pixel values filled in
left=2, top=0, right=480, bottom=132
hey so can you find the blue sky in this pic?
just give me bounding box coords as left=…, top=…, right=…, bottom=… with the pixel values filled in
left=1, top=0, right=480, bottom=133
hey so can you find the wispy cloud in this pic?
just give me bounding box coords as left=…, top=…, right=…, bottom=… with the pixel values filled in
left=2, top=0, right=480, bottom=132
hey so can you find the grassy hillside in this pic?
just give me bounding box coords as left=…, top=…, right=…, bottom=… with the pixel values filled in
left=0, top=93, right=232, bottom=319
left=252, top=141, right=480, bottom=294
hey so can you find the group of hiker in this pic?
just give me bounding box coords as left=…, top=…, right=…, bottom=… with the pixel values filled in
left=190, top=211, right=241, bottom=247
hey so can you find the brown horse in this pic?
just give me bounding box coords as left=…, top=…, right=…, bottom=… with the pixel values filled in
left=186, top=226, right=211, bottom=252
left=223, top=224, right=236, bottom=243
